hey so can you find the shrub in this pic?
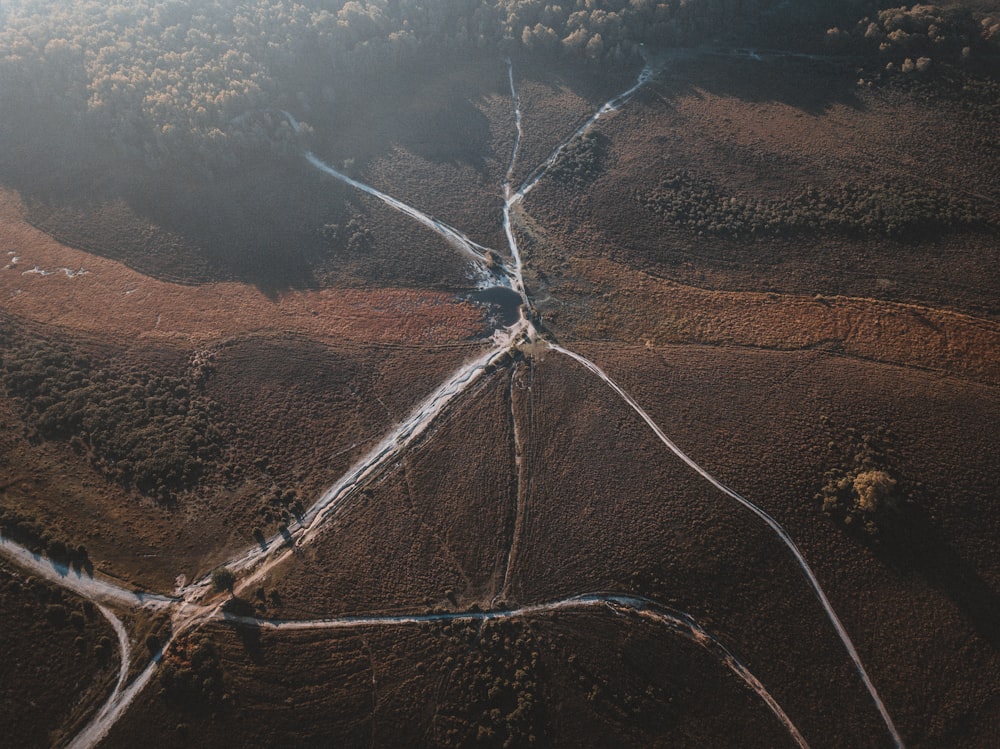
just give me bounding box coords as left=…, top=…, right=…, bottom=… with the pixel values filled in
left=0, top=334, right=223, bottom=500
left=640, top=173, right=989, bottom=240
left=549, top=132, right=609, bottom=187
left=818, top=425, right=902, bottom=535
left=211, top=567, right=236, bottom=595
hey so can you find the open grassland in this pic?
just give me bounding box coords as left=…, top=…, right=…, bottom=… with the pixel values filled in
left=503, top=349, right=890, bottom=747
left=1, top=31, right=999, bottom=749
left=0, top=314, right=488, bottom=591
left=524, top=53, right=1000, bottom=320
left=13, top=140, right=479, bottom=292
left=100, top=609, right=805, bottom=749
left=269, top=368, right=517, bottom=619
left=0, top=189, right=486, bottom=346
left=538, top=256, right=1000, bottom=385
left=574, top=342, right=1000, bottom=748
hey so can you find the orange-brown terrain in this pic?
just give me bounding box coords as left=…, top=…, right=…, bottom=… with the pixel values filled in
left=1, top=19, right=999, bottom=749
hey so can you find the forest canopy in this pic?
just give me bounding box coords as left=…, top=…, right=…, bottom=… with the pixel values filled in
left=0, top=0, right=922, bottom=170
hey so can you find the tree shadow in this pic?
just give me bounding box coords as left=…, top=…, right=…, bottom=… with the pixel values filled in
left=308, top=49, right=508, bottom=178
left=653, top=47, right=867, bottom=117
left=5, top=145, right=341, bottom=294
left=388, top=88, right=495, bottom=174
left=222, top=598, right=266, bottom=664
left=873, top=502, right=1000, bottom=650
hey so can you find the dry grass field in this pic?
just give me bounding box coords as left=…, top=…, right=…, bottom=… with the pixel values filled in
left=270, top=367, right=517, bottom=618
left=524, top=53, right=1000, bottom=320
left=573, top=342, right=1000, bottom=747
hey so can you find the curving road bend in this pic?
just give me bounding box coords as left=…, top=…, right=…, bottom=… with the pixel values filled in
left=0, top=537, right=176, bottom=611
left=303, top=152, right=503, bottom=281
left=220, top=592, right=809, bottom=749
left=66, top=643, right=168, bottom=749
left=65, top=605, right=134, bottom=749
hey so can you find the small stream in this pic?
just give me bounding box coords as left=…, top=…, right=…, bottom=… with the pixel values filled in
left=466, top=286, right=524, bottom=328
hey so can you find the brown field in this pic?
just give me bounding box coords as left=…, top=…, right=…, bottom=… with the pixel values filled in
left=574, top=342, right=1000, bottom=748
left=15, top=140, right=481, bottom=292
left=0, top=326, right=487, bottom=591
left=523, top=53, right=1000, bottom=320
left=1, top=40, right=999, bottom=749
left=539, top=255, right=1000, bottom=385
left=315, top=52, right=638, bottom=255
left=0, top=560, right=118, bottom=748
left=270, top=367, right=517, bottom=618
left=503, top=349, right=890, bottom=747
left=0, top=189, right=486, bottom=347
left=101, top=610, right=804, bottom=749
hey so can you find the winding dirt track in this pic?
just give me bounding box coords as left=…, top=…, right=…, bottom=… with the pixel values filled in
left=219, top=592, right=809, bottom=748
left=0, top=537, right=175, bottom=611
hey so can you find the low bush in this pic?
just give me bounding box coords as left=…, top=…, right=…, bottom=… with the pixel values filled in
left=639, top=172, right=988, bottom=240
left=817, top=424, right=903, bottom=535
left=1, top=334, right=223, bottom=500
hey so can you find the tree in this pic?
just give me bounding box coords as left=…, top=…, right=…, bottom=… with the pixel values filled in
left=211, top=567, right=236, bottom=595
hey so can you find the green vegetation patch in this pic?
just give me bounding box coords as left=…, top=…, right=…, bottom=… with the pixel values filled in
left=639, top=171, right=988, bottom=239
left=548, top=131, right=609, bottom=187
left=435, top=620, right=547, bottom=748
left=817, top=421, right=904, bottom=536
left=1, top=334, right=222, bottom=500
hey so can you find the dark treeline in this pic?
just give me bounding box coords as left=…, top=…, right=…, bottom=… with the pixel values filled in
left=0, top=0, right=917, bottom=171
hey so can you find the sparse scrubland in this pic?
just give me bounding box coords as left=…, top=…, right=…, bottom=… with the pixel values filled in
left=1, top=1, right=999, bottom=748
left=0, top=561, right=119, bottom=748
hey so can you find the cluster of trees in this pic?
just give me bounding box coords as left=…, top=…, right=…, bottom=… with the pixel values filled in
left=0, top=507, right=90, bottom=568
left=826, top=4, right=1000, bottom=69
left=817, top=422, right=901, bottom=536
left=211, top=567, right=236, bottom=594
left=548, top=131, right=609, bottom=187
left=640, top=171, right=987, bottom=239
left=321, top=216, right=373, bottom=253
left=253, top=486, right=304, bottom=538
left=1, top=337, right=223, bottom=500
left=437, top=620, right=545, bottom=747
left=0, top=0, right=881, bottom=173
left=159, top=634, right=232, bottom=713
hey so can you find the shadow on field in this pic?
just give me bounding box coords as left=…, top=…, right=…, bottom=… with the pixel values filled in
left=877, top=504, right=1000, bottom=650
left=654, top=50, right=866, bottom=117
